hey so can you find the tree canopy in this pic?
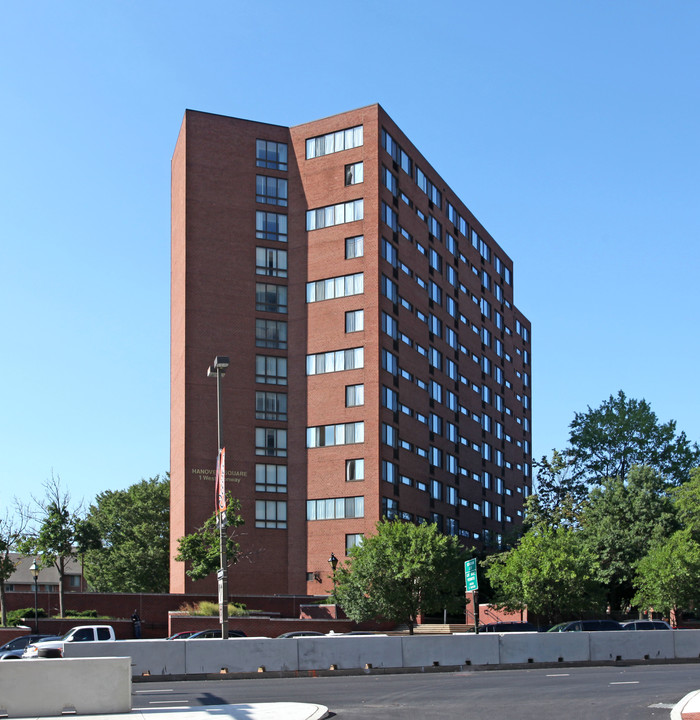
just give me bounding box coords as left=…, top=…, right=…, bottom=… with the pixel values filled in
left=568, top=390, right=699, bottom=485
left=0, top=504, right=28, bottom=626
left=175, top=492, right=243, bottom=581
left=579, top=466, right=678, bottom=611
left=82, top=476, right=170, bottom=593
left=333, top=519, right=468, bottom=634
left=19, top=475, right=100, bottom=617
left=485, top=524, right=605, bottom=624
left=633, top=529, right=700, bottom=619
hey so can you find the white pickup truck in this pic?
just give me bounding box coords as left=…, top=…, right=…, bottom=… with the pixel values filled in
left=23, top=625, right=116, bottom=658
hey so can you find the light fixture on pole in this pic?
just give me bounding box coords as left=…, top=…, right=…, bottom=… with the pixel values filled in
left=29, top=559, right=40, bottom=633
left=207, top=355, right=230, bottom=640
left=328, top=552, right=338, bottom=595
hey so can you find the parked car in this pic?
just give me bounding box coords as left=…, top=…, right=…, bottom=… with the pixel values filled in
left=480, top=622, right=538, bottom=632
left=167, top=631, right=197, bottom=639
left=621, top=620, right=672, bottom=630
left=547, top=619, right=622, bottom=632
left=277, top=631, right=325, bottom=638
left=187, top=629, right=247, bottom=638
left=0, top=634, right=62, bottom=659
left=23, top=625, right=116, bottom=658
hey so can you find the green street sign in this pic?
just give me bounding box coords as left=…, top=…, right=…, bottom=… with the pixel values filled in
left=465, top=559, right=478, bottom=591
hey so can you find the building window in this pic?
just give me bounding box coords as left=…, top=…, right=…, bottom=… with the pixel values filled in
left=306, top=200, right=364, bottom=231
left=345, top=162, right=364, bottom=186
left=307, top=496, right=364, bottom=520
left=445, top=517, right=458, bottom=536
left=381, top=312, right=398, bottom=340
left=255, top=391, right=287, bottom=420
left=345, top=384, right=364, bottom=407
left=306, top=273, right=363, bottom=302
left=255, top=428, right=287, bottom=457
left=382, top=497, right=398, bottom=520
left=382, top=166, right=398, bottom=196
left=430, top=479, right=443, bottom=501
left=346, top=458, right=364, bottom=482
left=381, top=238, right=398, bottom=268
left=381, top=201, right=398, bottom=231
left=256, top=247, right=288, bottom=278
left=307, top=422, right=364, bottom=448
left=255, top=500, right=287, bottom=528
left=256, top=175, right=288, bottom=206
left=345, top=309, right=364, bottom=333
left=256, top=139, right=288, bottom=171
left=256, top=211, right=287, bottom=242
left=345, top=235, right=364, bottom=259
left=255, top=319, right=287, bottom=349
left=306, top=125, right=363, bottom=159
left=346, top=533, right=364, bottom=553
left=68, top=575, right=81, bottom=587
left=307, top=347, right=364, bottom=375
left=256, top=283, right=288, bottom=313
left=255, top=355, right=287, bottom=385
left=255, top=464, right=287, bottom=493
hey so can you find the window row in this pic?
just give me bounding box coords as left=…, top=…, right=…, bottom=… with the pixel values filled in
left=256, top=139, right=288, bottom=171
left=255, top=464, right=287, bottom=492
left=255, top=500, right=287, bottom=528
left=306, top=421, right=364, bottom=448
left=306, top=199, right=364, bottom=231
left=256, top=175, right=287, bottom=206
left=306, top=272, right=363, bottom=303
left=306, top=125, right=363, bottom=159
left=256, top=283, right=287, bottom=313
left=306, top=347, right=363, bottom=375
left=307, top=496, right=364, bottom=520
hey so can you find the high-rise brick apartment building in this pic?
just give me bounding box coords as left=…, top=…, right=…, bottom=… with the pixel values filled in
left=170, top=104, right=532, bottom=597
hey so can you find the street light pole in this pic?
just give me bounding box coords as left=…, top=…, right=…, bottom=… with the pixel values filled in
left=30, top=560, right=40, bottom=633
left=328, top=552, right=338, bottom=596
left=208, top=356, right=230, bottom=640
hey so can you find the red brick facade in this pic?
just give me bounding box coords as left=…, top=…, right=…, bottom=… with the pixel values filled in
left=170, top=105, right=532, bottom=598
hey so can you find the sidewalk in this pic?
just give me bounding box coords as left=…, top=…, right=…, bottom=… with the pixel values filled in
left=672, top=690, right=700, bottom=720
left=24, top=703, right=329, bottom=720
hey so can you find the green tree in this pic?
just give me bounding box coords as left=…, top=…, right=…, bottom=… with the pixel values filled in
left=633, top=529, right=700, bottom=619
left=528, top=449, right=586, bottom=529
left=20, top=475, right=100, bottom=617
left=672, top=467, right=700, bottom=539
left=82, top=476, right=170, bottom=592
left=0, top=505, right=28, bottom=626
left=175, top=492, right=243, bottom=580
left=332, top=519, right=468, bottom=634
left=568, top=390, right=699, bottom=485
left=485, top=525, right=605, bottom=624
left=578, top=466, right=678, bottom=611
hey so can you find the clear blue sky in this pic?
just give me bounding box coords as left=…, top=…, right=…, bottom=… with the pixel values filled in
left=1, top=1, right=698, bottom=509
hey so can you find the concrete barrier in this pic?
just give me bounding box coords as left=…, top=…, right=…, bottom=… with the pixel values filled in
left=0, top=656, right=131, bottom=718
left=498, top=632, right=589, bottom=664
left=185, top=638, right=299, bottom=674
left=402, top=634, right=499, bottom=667
left=64, top=639, right=187, bottom=676
left=297, top=635, right=403, bottom=671
left=674, top=630, right=700, bottom=659
left=59, top=630, right=700, bottom=677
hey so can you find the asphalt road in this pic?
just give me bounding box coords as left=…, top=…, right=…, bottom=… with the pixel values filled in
left=133, top=663, right=700, bottom=719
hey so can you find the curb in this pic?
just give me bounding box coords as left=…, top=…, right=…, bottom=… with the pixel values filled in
left=672, top=690, right=700, bottom=720
left=132, top=657, right=700, bottom=683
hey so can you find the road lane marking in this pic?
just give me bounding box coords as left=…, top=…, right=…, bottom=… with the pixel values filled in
left=134, top=690, right=173, bottom=694
left=649, top=703, right=674, bottom=709
left=149, top=701, right=189, bottom=705
left=546, top=673, right=570, bottom=677
left=609, top=681, right=640, bottom=685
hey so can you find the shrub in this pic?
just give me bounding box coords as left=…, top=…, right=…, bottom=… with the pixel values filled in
left=178, top=601, right=247, bottom=617
left=65, top=609, right=99, bottom=618
left=6, top=608, right=47, bottom=626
